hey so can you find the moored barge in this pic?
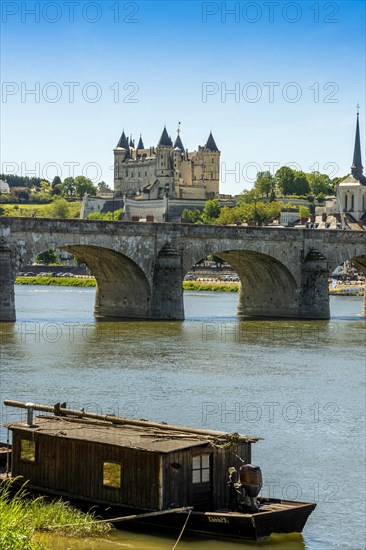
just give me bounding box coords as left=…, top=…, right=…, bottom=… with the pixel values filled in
left=2, top=400, right=316, bottom=541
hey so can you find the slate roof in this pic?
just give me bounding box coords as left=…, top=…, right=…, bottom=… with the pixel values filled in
left=158, top=126, right=173, bottom=147
left=116, top=130, right=129, bottom=149
left=173, top=134, right=184, bottom=150
left=205, top=132, right=219, bottom=151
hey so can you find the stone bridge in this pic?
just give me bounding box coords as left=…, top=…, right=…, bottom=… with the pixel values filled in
left=1, top=218, right=366, bottom=322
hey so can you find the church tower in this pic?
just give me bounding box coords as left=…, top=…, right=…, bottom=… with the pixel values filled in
left=338, top=108, right=366, bottom=224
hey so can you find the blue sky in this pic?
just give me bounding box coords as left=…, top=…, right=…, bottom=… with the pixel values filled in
left=1, top=0, right=365, bottom=194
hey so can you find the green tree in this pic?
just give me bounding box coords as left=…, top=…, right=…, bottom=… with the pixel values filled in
left=52, top=176, right=62, bottom=188
left=181, top=209, right=202, bottom=223
left=238, top=188, right=260, bottom=204
left=254, top=171, right=274, bottom=197
left=293, top=171, right=310, bottom=196
left=74, top=176, right=97, bottom=198
left=201, top=199, right=221, bottom=223
left=275, top=166, right=296, bottom=195
left=36, top=249, right=57, bottom=264
left=299, top=205, right=310, bottom=220
left=47, top=197, right=70, bottom=218
left=62, top=177, right=76, bottom=197
left=97, top=181, right=111, bottom=192
left=307, top=171, right=330, bottom=196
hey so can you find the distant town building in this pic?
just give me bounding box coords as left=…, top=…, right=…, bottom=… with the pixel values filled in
left=114, top=125, right=220, bottom=201
left=337, top=110, right=366, bottom=227
left=0, top=180, right=10, bottom=194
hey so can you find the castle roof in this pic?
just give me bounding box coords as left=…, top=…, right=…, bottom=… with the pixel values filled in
left=137, top=135, right=144, bottom=149
left=173, top=133, right=184, bottom=151
left=205, top=132, right=219, bottom=152
left=158, top=126, right=173, bottom=147
left=116, top=130, right=129, bottom=149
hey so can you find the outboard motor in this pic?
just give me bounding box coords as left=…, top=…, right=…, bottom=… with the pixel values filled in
left=228, top=464, right=262, bottom=513
left=239, top=464, right=262, bottom=512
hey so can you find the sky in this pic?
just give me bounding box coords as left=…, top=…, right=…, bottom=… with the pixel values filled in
left=1, top=0, right=365, bottom=194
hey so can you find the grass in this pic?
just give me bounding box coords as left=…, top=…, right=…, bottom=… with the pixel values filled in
left=14, top=277, right=364, bottom=295
left=16, top=276, right=96, bottom=287
left=0, top=202, right=81, bottom=219
left=183, top=281, right=239, bottom=292
left=0, top=479, right=112, bottom=550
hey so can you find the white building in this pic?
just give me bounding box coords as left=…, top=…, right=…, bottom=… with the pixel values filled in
left=0, top=180, right=10, bottom=194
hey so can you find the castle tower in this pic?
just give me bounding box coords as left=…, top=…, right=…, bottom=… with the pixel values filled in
left=193, top=132, right=220, bottom=198
left=114, top=129, right=130, bottom=189
left=156, top=126, right=174, bottom=197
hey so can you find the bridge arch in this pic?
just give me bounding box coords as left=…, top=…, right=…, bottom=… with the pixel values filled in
left=184, top=247, right=300, bottom=319
left=62, top=245, right=151, bottom=319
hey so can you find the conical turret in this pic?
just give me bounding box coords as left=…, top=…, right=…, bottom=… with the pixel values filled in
left=137, top=135, right=144, bottom=149
left=205, top=132, right=219, bottom=152
left=116, top=130, right=129, bottom=149
left=158, top=126, right=173, bottom=147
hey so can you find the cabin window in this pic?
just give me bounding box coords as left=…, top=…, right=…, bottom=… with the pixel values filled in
left=20, top=439, right=36, bottom=462
left=103, top=462, right=121, bottom=488
left=192, top=454, right=210, bottom=483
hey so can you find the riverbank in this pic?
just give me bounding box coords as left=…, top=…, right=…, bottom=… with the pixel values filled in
left=14, top=276, right=364, bottom=295
left=0, top=479, right=111, bottom=550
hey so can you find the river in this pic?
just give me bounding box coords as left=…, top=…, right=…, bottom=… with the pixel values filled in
left=0, top=287, right=365, bottom=550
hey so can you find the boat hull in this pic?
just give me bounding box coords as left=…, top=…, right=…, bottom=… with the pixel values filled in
left=6, top=478, right=316, bottom=541
left=133, top=499, right=316, bottom=540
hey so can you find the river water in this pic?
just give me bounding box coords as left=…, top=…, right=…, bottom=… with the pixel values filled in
left=0, top=287, right=365, bottom=550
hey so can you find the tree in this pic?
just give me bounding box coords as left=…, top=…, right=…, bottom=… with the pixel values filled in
left=10, top=187, right=30, bottom=202
left=201, top=199, right=221, bottom=223
left=47, top=197, right=70, bottom=218
left=299, top=205, right=310, bottom=220
left=74, top=176, right=97, bottom=198
left=181, top=208, right=202, bottom=223
left=293, top=171, right=310, bottom=196
left=275, top=166, right=295, bottom=195
left=52, top=176, right=62, bottom=188
left=36, top=249, right=57, bottom=265
left=97, top=181, right=111, bottom=192
left=62, top=177, right=76, bottom=197
left=254, top=171, right=274, bottom=197
left=238, top=188, right=260, bottom=204
left=307, top=171, right=330, bottom=196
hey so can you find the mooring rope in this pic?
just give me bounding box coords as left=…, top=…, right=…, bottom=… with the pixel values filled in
left=171, top=509, right=192, bottom=550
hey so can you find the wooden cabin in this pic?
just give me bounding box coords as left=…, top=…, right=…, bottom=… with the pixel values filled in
left=4, top=402, right=260, bottom=513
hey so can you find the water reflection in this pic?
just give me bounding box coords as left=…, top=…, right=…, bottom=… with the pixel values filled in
left=39, top=530, right=306, bottom=550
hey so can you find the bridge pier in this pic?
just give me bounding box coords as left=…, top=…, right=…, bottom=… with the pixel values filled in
left=151, top=243, right=184, bottom=320
left=0, top=238, right=16, bottom=322
left=297, top=249, right=330, bottom=319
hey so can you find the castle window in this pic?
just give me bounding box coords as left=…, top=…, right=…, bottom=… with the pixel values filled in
left=145, top=172, right=147, bottom=177
left=350, top=194, right=354, bottom=211
left=138, top=172, right=140, bottom=177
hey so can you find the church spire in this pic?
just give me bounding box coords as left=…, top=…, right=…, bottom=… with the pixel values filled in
left=351, top=105, right=366, bottom=185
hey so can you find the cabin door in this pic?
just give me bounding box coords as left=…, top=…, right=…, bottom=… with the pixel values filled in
left=191, top=453, right=212, bottom=510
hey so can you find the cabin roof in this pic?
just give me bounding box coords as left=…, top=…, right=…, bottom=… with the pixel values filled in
left=6, top=415, right=259, bottom=454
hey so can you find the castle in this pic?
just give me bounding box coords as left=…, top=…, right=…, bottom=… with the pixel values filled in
left=113, top=125, right=220, bottom=200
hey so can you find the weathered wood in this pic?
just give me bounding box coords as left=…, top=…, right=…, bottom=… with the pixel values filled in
left=3, top=400, right=259, bottom=442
